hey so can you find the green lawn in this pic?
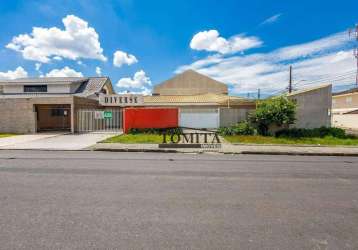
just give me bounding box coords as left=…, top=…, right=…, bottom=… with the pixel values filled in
left=102, top=133, right=358, bottom=146
left=0, top=133, right=17, bottom=139
left=102, top=133, right=163, bottom=144
left=224, top=135, right=358, bottom=146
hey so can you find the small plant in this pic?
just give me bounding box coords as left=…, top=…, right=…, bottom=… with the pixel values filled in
left=275, top=127, right=350, bottom=139
left=250, top=96, right=297, bottom=136
left=218, top=121, right=255, bottom=136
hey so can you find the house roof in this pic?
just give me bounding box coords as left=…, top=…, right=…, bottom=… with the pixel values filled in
left=153, top=70, right=228, bottom=96
left=0, top=77, right=87, bottom=85
left=332, top=87, right=358, bottom=96
left=75, top=77, right=110, bottom=97
left=0, top=77, right=110, bottom=98
left=144, top=93, right=254, bottom=106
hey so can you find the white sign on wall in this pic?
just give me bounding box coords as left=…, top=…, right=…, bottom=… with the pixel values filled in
left=94, top=111, right=104, bottom=119
left=99, top=94, right=144, bottom=106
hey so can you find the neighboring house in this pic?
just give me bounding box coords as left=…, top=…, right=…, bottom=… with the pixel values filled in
left=332, top=87, right=358, bottom=129
left=153, top=69, right=228, bottom=96
left=147, top=70, right=255, bottom=129
left=0, top=77, right=114, bottom=133
left=287, top=84, right=332, bottom=129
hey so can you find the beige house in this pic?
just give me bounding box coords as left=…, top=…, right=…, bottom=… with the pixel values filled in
left=153, top=70, right=228, bottom=96
left=147, top=70, right=255, bottom=128
left=332, top=87, right=358, bottom=129
left=0, top=77, right=114, bottom=133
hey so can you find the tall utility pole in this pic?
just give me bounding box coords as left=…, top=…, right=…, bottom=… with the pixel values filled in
left=288, top=65, right=293, bottom=93
left=349, top=24, right=358, bottom=86
left=257, top=88, right=261, bottom=99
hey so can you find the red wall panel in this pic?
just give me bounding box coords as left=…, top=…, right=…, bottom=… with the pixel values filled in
left=124, top=108, right=178, bottom=133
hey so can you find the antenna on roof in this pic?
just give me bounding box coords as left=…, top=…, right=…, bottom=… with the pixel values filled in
left=288, top=65, right=293, bottom=93
left=349, top=24, right=358, bottom=86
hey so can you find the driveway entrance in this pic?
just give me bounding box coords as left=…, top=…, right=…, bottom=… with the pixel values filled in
left=35, top=104, right=71, bottom=132
left=0, top=132, right=119, bottom=150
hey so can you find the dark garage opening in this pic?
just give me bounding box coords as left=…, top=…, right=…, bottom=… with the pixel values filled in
left=35, top=104, right=71, bottom=132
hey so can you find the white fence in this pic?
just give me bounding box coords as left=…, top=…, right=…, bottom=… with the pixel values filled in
left=77, top=109, right=122, bottom=132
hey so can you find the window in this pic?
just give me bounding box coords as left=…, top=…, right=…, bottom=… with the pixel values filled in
left=51, top=109, right=68, bottom=116
left=24, top=85, right=47, bottom=93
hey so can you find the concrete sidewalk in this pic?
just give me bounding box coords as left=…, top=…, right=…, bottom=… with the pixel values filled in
left=0, top=134, right=61, bottom=148
left=92, top=142, right=358, bottom=156
left=0, top=133, right=120, bottom=151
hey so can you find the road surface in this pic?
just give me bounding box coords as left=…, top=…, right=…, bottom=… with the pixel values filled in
left=0, top=150, right=357, bottom=249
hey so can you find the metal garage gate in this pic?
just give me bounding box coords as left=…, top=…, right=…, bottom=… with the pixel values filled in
left=179, top=108, right=220, bottom=129
left=77, top=109, right=122, bottom=132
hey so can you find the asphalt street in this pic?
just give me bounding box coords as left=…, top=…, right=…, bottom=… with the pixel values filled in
left=0, top=150, right=357, bottom=250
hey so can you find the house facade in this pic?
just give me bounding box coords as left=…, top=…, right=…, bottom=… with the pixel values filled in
left=332, top=87, right=358, bottom=129
left=145, top=70, right=256, bottom=129
left=0, top=70, right=333, bottom=134
left=0, top=77, right=114, bottom=133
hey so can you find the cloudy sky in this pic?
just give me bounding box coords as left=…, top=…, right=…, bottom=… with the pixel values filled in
left=0, top=0, right=356, bottom=96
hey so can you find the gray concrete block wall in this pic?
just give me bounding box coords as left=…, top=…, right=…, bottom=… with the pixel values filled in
left=0, top=99, right=36, bottom=133
left=219, top=108, right=251, bottom=127
left=288, top=85, right=332, bottom=129
left=0, top=97, right=74, bottom=134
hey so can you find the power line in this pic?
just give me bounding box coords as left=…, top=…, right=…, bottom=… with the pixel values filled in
left=293, top=71, right=356, bottom=86
left=294, top=73, right=356, bottom=87
left=293, top=70, right=355, bottom=86
left=348, top=24, right=358, bottom=85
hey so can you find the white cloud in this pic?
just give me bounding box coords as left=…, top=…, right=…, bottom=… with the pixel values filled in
left=113, top=50, right=138, bottom=67
left=35, top=63, right=41, bottom=71
left=177, top=31, right=356, bottom=94
left=95, top=66, right=102, bottom=76
left=6, top=15, right=107, bottom=63
left=260, top=14, right=282, bottom=25
left=45, top=66, right=83, bottom=77
left=190, top=30, right=262, bottom=54
left=0, top=67, right=28, bottom=80
left=53, top=56, right=63, bottom=61
left=116, top=70, right=151, bottom=88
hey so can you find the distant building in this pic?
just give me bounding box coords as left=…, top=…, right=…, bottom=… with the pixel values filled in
left=153, top=70, right=228, bottom=96
left=332, top=87, right=358, bottom=129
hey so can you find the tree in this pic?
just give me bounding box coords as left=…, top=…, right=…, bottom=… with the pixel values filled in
left=250, top=96, right=296, bottom=135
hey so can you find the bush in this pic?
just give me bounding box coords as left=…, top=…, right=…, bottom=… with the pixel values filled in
left=128, top=127, right=182, bottom=135
left=275, top=127, right=349, bottom=139
left=250, top=97, right=296, bottom=135
left=218, top=121, right=255, bottom=136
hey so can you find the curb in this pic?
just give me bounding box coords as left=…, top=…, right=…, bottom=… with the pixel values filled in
left=93, top=148, right=180, bottom=153
left=240, top=151, right=358, bottom=157
left=0, top=148, right=90, bottom=151
left=92, top=148, right=358, bottom=156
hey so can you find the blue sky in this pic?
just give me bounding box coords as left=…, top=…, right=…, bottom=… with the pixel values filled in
left=0, top=0, right=357, bottom=96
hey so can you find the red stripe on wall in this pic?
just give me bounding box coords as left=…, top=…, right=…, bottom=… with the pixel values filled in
left=123, top=108, right=178, bottom=133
